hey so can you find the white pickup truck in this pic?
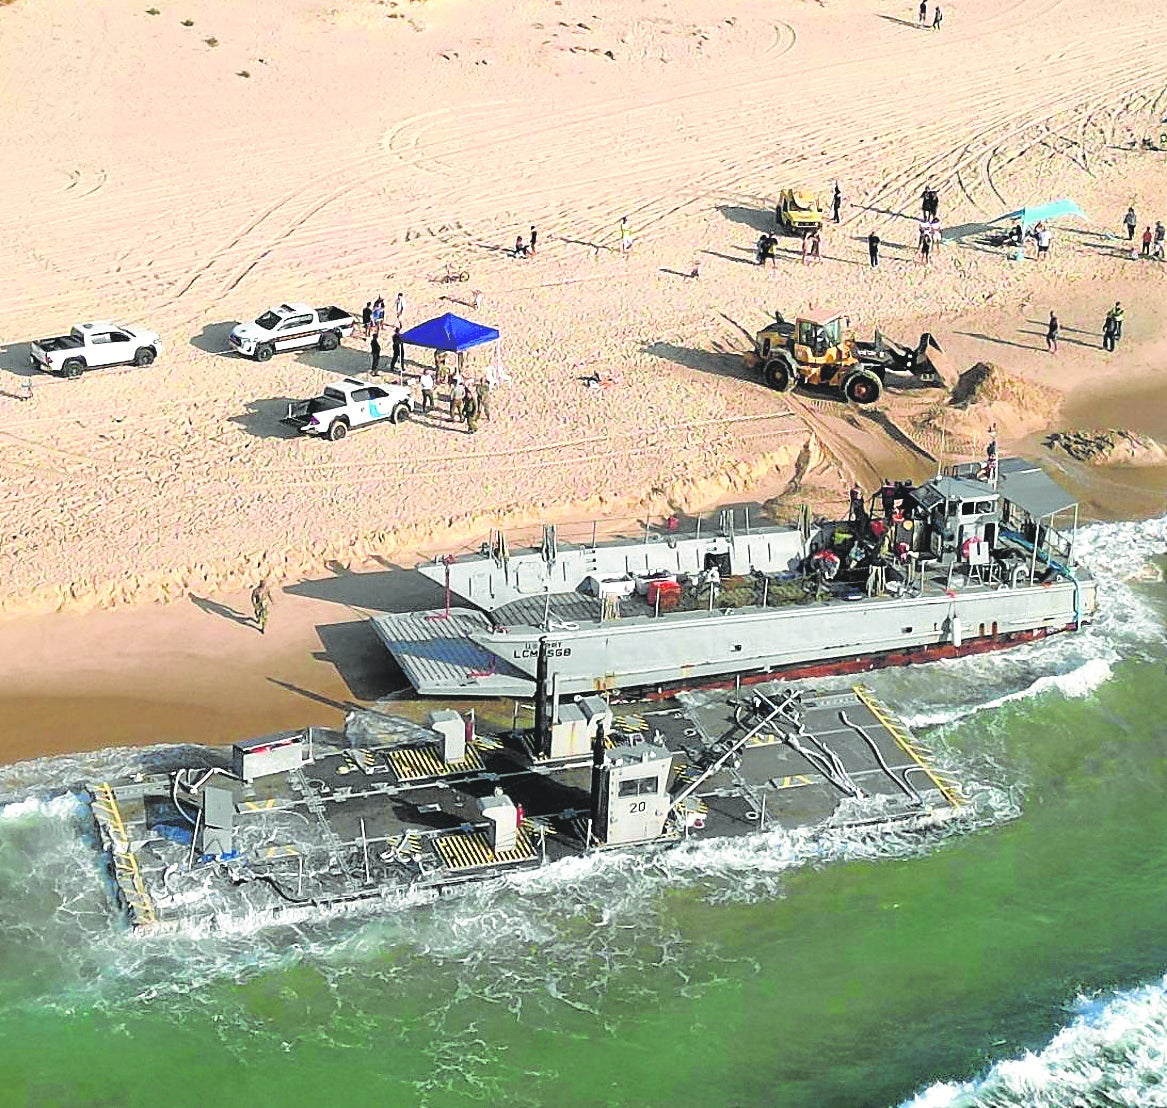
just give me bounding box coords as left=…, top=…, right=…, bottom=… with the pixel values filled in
left=282, top=377, right=413, bottom=441
left=30, top=320, right=162, bottom=378
left=230, top=303, right=355, bottom=361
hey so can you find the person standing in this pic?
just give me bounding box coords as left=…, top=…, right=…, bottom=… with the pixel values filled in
left=619, top=216, right=633, bottom=255
left=1102, top=312, right=1117, bottom=352
left=514, top=234, right=528, bottom=258
left=1046, top=311, right=1059, bottom=353
left=1035, top=223, right=1050, bottom=260
left=361, top=301, right=373, bottom=338
left=250, top=581, right=271, bottom=635
left=419, top=368, right=435, bottom=414
left=932, top=4, right=942, bottom=29
left=449, top=373, right=466, bottom=422
left=372, top=296, right=385, bottom=333
left=918, top=0, right=927, bottom=22
left=529, top=225, right=538, bottom=256
left=809, top=228, right=822, bottom=262
left=1111, top=301, right=1125, bottom=341
left=369, top=332, right=381, bottom=375
left=1155, top=220, right=1165, bottom=248
left=868, top=231, right=880, bottom=267
left=475, top=376, right=491, bottom=421
left=832, top=182, right=842, bottom=223
left=395, top=291, right=406, bottom=323
left=388, top=325, right=405, bottom=377
left=801, top=231, right=811, bottom=264
left=1123, top=206, right=1137, bottom=241
left=1142, top=226, right=1153, bottom=257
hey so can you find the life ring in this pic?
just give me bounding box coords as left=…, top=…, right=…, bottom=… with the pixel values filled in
left=691, top=816, right=705, bottom=830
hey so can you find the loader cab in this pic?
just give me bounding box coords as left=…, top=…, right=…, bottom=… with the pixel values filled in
left=794, top=314, right=854, bottom=382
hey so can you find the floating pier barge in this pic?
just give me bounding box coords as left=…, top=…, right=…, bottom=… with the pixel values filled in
left=87, top=683, right=963, bottom=931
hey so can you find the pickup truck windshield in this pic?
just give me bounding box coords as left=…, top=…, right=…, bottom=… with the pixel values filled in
left=255, top=311, right=282, bottom=330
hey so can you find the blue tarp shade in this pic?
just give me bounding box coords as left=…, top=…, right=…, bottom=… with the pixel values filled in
left=399, top=313, right=499, bottom=352
left=997, top=199, right=1087, bottom=231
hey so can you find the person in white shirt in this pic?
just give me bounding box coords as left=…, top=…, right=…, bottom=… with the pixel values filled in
left=419, top=369, right=435, bottom=414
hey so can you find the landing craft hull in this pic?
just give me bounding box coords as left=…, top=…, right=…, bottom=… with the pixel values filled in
left=471, top=581, right=1091, bottom=695
left=373, top=577, right=1093, bottom=698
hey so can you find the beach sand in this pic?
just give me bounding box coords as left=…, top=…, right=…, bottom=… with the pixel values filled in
left=1, top=0, right=1166, bottom=758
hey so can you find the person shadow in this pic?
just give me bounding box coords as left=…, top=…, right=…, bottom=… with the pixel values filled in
left=189, top=593, right=255, bottom=628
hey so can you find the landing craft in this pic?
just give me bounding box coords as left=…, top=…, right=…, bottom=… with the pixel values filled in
left=372, top=457, right=1096, bottom=699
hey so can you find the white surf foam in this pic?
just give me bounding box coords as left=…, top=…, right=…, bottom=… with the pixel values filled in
left=901, top=656, right=1114, bottom=730
left=898, top=975, right=1167, bottom=1108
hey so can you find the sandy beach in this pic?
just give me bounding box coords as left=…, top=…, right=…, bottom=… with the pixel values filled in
left=2, top=0, right=1166, bottom=756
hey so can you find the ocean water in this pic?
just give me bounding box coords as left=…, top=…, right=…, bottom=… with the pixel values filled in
left=0, top=518, right=1165, bottom=1108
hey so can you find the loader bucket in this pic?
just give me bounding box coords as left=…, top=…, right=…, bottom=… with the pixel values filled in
left=909, top=332, right=946, bottom=385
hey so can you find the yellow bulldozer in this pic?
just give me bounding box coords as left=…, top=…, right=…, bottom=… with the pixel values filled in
left=742, top=311, right=944, bottom=406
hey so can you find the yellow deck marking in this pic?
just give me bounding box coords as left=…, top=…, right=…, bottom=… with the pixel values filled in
left=778, top=774, right=815, bottom=789
left=434, top=828, right=537, bottom=871
left=238, top=798, right=282, bottom=812
left=388, top=743, right=485, bottom=782
left=852, top=685, right=963, bottom=808
left=92, top=783, right=159, bottom=926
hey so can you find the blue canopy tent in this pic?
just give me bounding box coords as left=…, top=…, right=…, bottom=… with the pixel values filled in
left=996, top=198, right=1087, bottom=231
left=400, top=313, right=499, bottom=352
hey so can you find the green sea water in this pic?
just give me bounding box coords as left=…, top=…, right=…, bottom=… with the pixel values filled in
left=0, top=520, right=1164, bottom=1108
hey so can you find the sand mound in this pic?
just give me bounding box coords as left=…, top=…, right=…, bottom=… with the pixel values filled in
left=1044, top=429, right=1167, bottom=467
left=948, top=362, right=1059, bottom=414
left=914, top=362, right=1062, bottom=453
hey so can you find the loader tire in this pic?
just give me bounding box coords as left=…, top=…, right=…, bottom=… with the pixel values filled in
left=763, top=354, right=797, bottom=393
left=842, top=369, right=883, bottom=406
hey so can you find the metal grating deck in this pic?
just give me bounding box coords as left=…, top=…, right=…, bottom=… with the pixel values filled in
left=370, top=608, right=535, bottom=696
left=434, top=827, right=538, bottom=871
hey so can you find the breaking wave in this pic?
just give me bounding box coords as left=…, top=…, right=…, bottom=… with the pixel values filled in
left=898, top=976, right=1167, bottom=1108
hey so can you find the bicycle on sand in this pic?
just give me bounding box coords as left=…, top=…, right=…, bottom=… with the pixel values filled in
left=429, top=262, right=469, bottom=283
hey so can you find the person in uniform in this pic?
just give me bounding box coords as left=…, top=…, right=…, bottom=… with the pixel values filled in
left=251, top=581, right=272, bottom=634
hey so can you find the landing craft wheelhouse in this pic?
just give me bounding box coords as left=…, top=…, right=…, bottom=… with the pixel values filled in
left=371, top=458, right=1096, bottom=697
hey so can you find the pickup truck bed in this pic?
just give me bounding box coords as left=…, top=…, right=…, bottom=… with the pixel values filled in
left=282, top=395, right=345, bottom=430
left=34, top=334, right=84, bottom=352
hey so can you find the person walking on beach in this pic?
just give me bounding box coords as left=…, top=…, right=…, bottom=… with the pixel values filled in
left=372, top=296, right=385, bottom=333
left=529, top=225, right=538, bottom=256
left=1142, top=226, right=1153, bottom=257
left=868, top=231, right=881, bottom=267
left=388, top=325, right=405, bottom=378
left=932, top=4, right=942, bottom=29
left=250, top=581, right=272, bottom=635
left=921, top=186, right=939, bottom=219
left=619, top=216, right=633, bottom=255
left=918, top=0, right=927, bottom=23
left=395, top=291, right=406, bottom=323
left=1123, top=206, right=1137, bottom=241
left=463, top=386, right=480, bottom=434
left=1046, top=311, right=1059, bottom=354
left=832, top=182, right=842, bottom=223
left=369, top=332, right=381, bottom=376
left=419, top=368, right=435, bottom=414
left=362, top=301, right=373, bottom=338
